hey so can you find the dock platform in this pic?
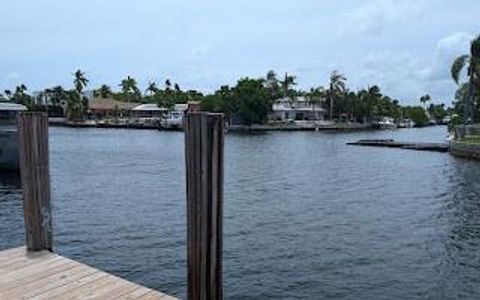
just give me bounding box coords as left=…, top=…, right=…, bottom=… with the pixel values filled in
left=347, top=139, right=449, bottom=153
left=0, top=247, right=177, bottom=300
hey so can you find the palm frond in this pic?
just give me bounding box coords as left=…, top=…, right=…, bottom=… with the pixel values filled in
left=451, top=54, right=469, bottom=84
left=471, top=34, right=480, bottom=58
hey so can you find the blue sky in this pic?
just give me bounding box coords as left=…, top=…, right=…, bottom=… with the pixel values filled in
left=0, top=0, right=478, bottom=105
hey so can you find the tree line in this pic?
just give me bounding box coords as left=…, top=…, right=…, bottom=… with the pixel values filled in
left=1, top=66, right=457, bottom=126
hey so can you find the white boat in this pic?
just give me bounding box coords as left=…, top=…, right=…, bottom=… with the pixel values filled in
left=0, top=102, right=27, bottom=170
left=376, top=117, right=397, bottom=129
left=398, top=119, right=414, bottom=128
left=161, top=104, right=188, bottom=130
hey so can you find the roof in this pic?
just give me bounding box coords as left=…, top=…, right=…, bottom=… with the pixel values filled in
left=132, top=103, right=188, bottom=111
left=132, top=103, right=167, bottom=111
left=174, top=103, right=188, bottom=111
left=0, top=102, right=28, bottom=111
left=273, top=96, right=326, bottom=112
left=88, top=98, right=138, bottom=111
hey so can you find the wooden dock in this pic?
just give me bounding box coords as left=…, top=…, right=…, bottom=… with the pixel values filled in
left=0, top=247, right=177, bottom=299
left=347, top=139, right=449, bottom=153
left=3, top=112, right=225, bottom=300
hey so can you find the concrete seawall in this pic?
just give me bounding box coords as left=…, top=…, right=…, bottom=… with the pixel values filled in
left=449, top=140, right=480, bottom=159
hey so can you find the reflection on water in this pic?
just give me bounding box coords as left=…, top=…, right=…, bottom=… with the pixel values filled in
left=1, top=126, right=480, bottom=299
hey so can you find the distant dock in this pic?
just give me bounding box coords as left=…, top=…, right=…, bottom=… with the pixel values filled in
left=347, top=139, right=449, bottom=153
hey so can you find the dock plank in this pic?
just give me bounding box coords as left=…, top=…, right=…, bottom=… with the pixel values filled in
left=0, top=247, right=178, bottom=300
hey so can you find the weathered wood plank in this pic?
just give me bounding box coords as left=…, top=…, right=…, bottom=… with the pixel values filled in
left=1, top=264, right=93, bottom=298
left=17, top=112, right=53, bottom=252
left=32, top=272, right=109, bottom=299
left=138, top=290, right=171, bottom=299
left=184, top=112, right=224, bottom=300
left=0, top=246, right=26, bottom=261
left=0, top=255, right=66, bottom=285
left=0, top=251, right=57, bottom=271
left=116, top=287, right=152, bottom=300
left=0, top=261, right=78, bottom=292
left=0, top=248, right=178, bottom=300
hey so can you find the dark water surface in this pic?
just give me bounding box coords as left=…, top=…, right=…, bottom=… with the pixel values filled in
left=1, top=126, right=480, bottom=299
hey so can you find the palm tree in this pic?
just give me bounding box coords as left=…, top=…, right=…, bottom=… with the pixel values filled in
left=4, top=90, right=12, bottom=100
left=145, top=81, right=158, bottom=96
left=12, top=84, right=34, bottom=109
left=73, top=69, right=88, bottom=94
left=420, top=94, right=431, bottom=110
left=66, top=91, right=84, bottom=121
left=306, top=87, right=326, bottom=120
left=96, top=84, right=112, bottom=98
left=451, top=34, right=480, bottom=122
left=165, top=79, right=172, bottom=91
left=280, top=73, right=297, bottom=107
left=265, top=70, right=280, bottom=99
left=50, top=86, right=66, bottom=107
left=120, top=76, right=139, bottom=102
left=328, top=71, right=346, bottom=120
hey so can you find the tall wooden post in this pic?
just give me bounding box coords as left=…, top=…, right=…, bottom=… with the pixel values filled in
left=17, top=112, right=53, bottom=252
left=184, top=112, right=224, bottom=300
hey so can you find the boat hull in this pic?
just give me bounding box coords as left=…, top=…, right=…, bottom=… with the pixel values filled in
left=0, top=129, right=20, bottom=170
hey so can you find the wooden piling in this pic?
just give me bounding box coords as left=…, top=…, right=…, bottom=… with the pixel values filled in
left=184, top=112, right=224, bottom=300
left=17, top=112, right=53, bottom=252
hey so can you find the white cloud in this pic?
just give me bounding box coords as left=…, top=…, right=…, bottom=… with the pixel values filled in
left=340, top=0, right=426, bottom=35
left=421, top=32, right=473, bottom=81
left=348, top=32, right=474, bottom=104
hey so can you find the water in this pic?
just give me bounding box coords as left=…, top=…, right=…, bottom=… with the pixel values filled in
left=1, top=126, right=480, bottom=299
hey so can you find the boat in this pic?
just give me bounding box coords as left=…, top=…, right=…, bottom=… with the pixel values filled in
left=375, top=117, right=397, bottom=129
left=398, top=118, right=415, bottom=128
left=0, top=102, right=28, bottom=170
left=162, top=111, right=184, bottom=130
left=160, top=104, right=188, bottom=130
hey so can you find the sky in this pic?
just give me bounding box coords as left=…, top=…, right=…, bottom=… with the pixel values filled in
left=0, top=0, right=478, bottom=105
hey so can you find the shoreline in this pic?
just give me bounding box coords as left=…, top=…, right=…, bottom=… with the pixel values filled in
left=48, top=119, right=378, bottom=132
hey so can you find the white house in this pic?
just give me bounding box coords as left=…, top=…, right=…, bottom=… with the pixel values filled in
left=271, top=96, right=326, bottom=121
left=131, top=103, right=167, bottom=118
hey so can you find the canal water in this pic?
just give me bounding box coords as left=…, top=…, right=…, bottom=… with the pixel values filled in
left=1, top=126, right=480, bottom=299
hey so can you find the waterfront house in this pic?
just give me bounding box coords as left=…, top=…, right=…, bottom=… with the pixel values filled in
left=131, top=103, right=167, bottom=118
left=271, top=96, right=326, bottom=121
left=88, top=97, right=137, bottom=119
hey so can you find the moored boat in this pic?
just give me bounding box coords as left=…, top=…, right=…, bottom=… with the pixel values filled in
left=0, top=102, right=27, bottom=170
left=374, top=117, right=397, bottom=129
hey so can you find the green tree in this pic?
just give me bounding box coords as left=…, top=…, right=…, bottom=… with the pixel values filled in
left=406, top=106, right=429, bottom=127
left=11, top=84, right=34, bottom=109
left=68, top=70, right=88, bottom=120
left=419, top=94, right=431, bottom=109
left=200, top=94, right=224, bottom=112
left=232, top=78, right=272, bottom=125
left=66, top=91, right=84, bottom=121
left=145, top=81, right=158, bottom=96
left=451, top=34, right=480, bottom=122
left=4, top=90, right=12, bottom=101
left=306, top=87, right=325, bottom=111
left=265, top=70, right=280, bottom=100
left=73, top=69, right=88, bottom=94
left=280, top=73, right=297, bottom=106
left=95, top=84, right=112, bottom=98
left=50, top=86, right=66, bottom=107
left=327, top=71, right=346, bottom=120
left=119, top=76, right=140, bottom=102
